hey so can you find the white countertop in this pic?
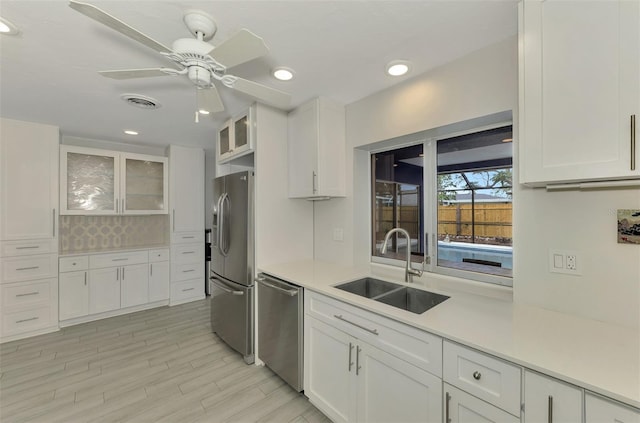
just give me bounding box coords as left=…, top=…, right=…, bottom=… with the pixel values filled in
left=60, top=245, right=170, bottom=257
left=258, top=260, right=640, bottom=409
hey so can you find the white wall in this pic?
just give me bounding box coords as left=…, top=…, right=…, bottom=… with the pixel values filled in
left=314, top=35, right=640, bottom=329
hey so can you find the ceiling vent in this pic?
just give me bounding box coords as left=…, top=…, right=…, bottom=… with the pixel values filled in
left=120, top=94, right=161, bottom=109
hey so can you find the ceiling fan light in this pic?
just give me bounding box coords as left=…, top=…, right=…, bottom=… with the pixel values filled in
left=273, top=67, right=294, bottom=81
left=124, top=130, right=139, bottom=135
left=386, top=60, right=411, bottom=76
left=0, top=17, right=19, bottom=35
left=198, top=109, right=210, bottom=115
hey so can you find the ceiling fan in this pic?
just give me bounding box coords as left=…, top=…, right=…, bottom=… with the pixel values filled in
left=69, top=0, right=291, bottom=119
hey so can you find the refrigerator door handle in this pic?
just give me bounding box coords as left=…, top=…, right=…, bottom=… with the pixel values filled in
left=210, top=276, right=244, bottom=295
left=216, top=194, right=226, bottom=256
left=221, top=193, right=231, bottom=256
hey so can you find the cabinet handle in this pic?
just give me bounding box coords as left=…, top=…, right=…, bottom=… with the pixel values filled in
left=16, top=246, right=39, bottom=250
left=632, top=114, right=636, bottom=171
left=16, top=291, right=39, bottom=297
left=173, top=209, right=176, bottom=232
left=348, top=342, right=354, bottom=372
left=356, top=345, right=361, bottom=375
left=182, top=287, right=195, bottom=292
left=52, top=209, right=56, bottom=237
left=548, top=395, right=553, bottom=423
left=182, top=251, right=195, bottom=254
left=84, top=272, right=87, bottom=286
left=16, top=317, right=39, bottom=324
left=112, top=258, right=129, bottom=262
left=312, top=171, right=318, bottom=194
left=183, top=236, right=195, bottom=239
left=473, top=371, right=482, bottom=380
left=16, top=266, right=39, bottom=271
left=182, top=269, right=195, bottom=273
left=117, top=268, right=119, bottom=281
left=445, top=392, right=451, bottom=423
left=116, top=199, right=119, bottom=213
left=122, top=198, right=124, bottom=213
left=334, top=314, right=379, bottom=335
left=150, top=263, right=153, bottom=276
left=122, top=267, right=125, bottom=280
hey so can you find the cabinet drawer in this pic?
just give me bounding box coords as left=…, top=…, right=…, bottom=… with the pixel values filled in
left=445, top=383, right=520, bottom=423
left=443, top=340, right=521, bottom=416
left=2, top=279, right=54, bottom=309
left=171, top=244, right=204, bottom=265
left=170, top=279, right=203, bottom=302
left=148, top=248, right=169, bottom=263
left=171, top=262, right=204, bottom=282
left=305, top=291, right=442, bottom=377
left=2, top=305, right=55, bottom=337
left=89, top=250, right=148, bottom=269
left=1, top=239, right=58, bottom=257
left=585, top=392, right=640, bottom=422
left=171, top=231, right=204, bottom=245
left=1, top=254, right=58, bottom=283
left=59, top=256, right=89, bottom=272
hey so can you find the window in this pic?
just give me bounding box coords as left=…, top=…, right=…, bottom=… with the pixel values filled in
left=370, top=124, right=513, bottom=286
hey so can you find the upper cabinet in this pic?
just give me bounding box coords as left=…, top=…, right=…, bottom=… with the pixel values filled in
left=0, top=119, right=59, bottom=241
left=60, top=145, right=168, bottom=215
left=217, top=105, right=255, bottom=164
left=288, top=97, right=346, bottom=199
left=519, top=0, right=640, bottom=186
left=168, top=145, right=204, bottom=234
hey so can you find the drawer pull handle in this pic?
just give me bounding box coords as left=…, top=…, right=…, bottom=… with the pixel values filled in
left=112, top=258, right=129, bottom=262
left=17, top=246, right=39, bottom=250
left=183, top=236, right=195, bottom=239
left=182, top=287, right=195, bottom=292
left=445, top=392, right=451, bottom=423
left=348, top=342, right=354, bottom=372
left=182, top=251, right=195, bottom=254
left=334, top=314, right=379, bottom=335
left=16, top=266, right=39, bottom=271
left=16, top=317, right=39, bottom=324
left=16, top=291, right=39, bottom=297
left=548, top=395, right=553, bottom=423
left=473, top=371, right=482, bottom=380
left=182, top=269, right=195, bottom=273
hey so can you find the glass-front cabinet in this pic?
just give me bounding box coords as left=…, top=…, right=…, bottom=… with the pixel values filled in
left=216, top=105, right=255, bottom=164
left=60, top=145, right=168, bottom=215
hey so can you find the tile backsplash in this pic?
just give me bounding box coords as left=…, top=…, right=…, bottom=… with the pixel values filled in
left=60, top=215, right=169, bottom=253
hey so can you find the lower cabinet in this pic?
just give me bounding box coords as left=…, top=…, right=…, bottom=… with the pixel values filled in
left=149, top=260, right=170, bottom=302
left=59, top=270, right=88, bottom=320
left=445, top=383, right=519, bottom=423
left=89, top=267, right=121, bottom=314
left=120, top=263, right=149, bottom=308
left=523, top=370, right=583, bottom=422
left=585, top=393, right=640, bottom=423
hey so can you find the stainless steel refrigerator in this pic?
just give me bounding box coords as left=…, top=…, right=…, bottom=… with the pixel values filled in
left=210, top=170, right=255, bottom=364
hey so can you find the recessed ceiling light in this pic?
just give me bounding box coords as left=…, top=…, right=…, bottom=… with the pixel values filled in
left=0, top=17, right=19, bottom=35
left=124, top=130, right=139, bottom=135
left=386, top=60, right=411, bottom=77
left=198, top=109, right=210, bottom=115
left=273, top=67, right=294, bottom=81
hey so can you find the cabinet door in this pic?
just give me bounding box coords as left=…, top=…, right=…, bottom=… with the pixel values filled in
left=59, top=271, right=88, bottom=320
left=121, top=154, right=168, bottom=214
left=356, top=343, right=442, bottom=423
left=89, top=267, right=120, bottom=314
left=585, top=393, right=640, bottom=423
left=520, top=0, right=640, bottom=185
left=169, top=146, right=204, bottom=233
left=1, top=119, right=59, bottom=241
left=148, top=260, right=169, bottom=302
left=120, top=263, right=148, bottom=308
left=524, top=371, right=583, bottom=423
left=61, top=146, right=119, bottom=215
left=217, top=120, right=233, bottom=161
left=288, top=100, right=318, bottom=198
left=304, top=317, right=356, bottom=423
left=444, top=383, right=520, bottom=423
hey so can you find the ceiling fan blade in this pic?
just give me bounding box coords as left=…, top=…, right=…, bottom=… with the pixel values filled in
left=230, top=77, right=291, bottom=109
left=197, top=86, right=225, bottom=114
left=99, top=69, right=171, bottom=79
left=208, top=29, right=269, bottom=69
left=69, top=0, right=173, bottom=54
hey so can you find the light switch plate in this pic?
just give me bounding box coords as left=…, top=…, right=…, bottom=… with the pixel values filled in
left=549, top=250, right=581, bottom=275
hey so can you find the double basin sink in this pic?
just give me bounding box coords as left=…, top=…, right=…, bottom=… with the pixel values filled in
left=335, top=277, right=449, bottom=314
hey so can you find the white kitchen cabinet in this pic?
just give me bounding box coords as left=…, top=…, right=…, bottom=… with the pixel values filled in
left=445, top=383, right=520, bottom=423
left=120, top=263, right=148, bottom=308
left=585, top=393, right=640, bottom=423
left=217, top=105, right=255, bottom=164
left=523, top=370, right=583, bottom=423
left=89, top=267, right=121, bottom=314
left=59, top=270, right=88, bottom=320
left=288, top=97, right=345, bottom=199
left=60, top=145, right=168, bottom=215
left=148, top=249, right=169, bottom=302
left=0, top=118, right=59, bottom=241
left=519, top=0, right=640, bottom=186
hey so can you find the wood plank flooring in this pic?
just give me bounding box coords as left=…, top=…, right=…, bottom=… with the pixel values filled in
left=0, top=299, right=331, bottom=423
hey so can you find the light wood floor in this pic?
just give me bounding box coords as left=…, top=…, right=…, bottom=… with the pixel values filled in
left=0, top=299, right=330, bottom=423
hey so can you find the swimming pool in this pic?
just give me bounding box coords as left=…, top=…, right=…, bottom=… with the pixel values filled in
left=437, top=241, right=513, bottom=269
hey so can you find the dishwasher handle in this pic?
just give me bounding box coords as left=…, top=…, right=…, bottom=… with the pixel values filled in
left=257, top=277, right=299, bottom=297
left=210, top=276, right=244, bottom=296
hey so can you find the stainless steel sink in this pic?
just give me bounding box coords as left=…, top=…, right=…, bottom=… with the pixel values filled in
left=334, top=278, right=449, bottom=314
left=374, top=287, right=449, bottom=314
left=334, top=278, right=400, bottom=298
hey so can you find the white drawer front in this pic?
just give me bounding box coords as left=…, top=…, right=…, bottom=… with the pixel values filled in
left=170, top=279, right=203, bottom=302
left=444, top=340, right=522, bottom=416
left=171, top=244, right=204, bottom=265
left=171, top=231, right=204, bottom=245
left=171, top=262, right=204, bottom=282
left=2, top=279, right=54, bottom=309
left=1, top=239, right=58, bottom=257
left=148, top=248, right=169, bottom=263
left=2, top=305, right=55, bottom=337
left=89, top=251, right=148, bottom=269
left=1, top=254, right=58, bottom=283
left=59, top=256, right=89, bottom=272
left=306, top=291, right=442, bottom=377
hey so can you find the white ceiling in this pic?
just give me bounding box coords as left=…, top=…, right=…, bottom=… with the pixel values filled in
left=0, top=1, right=518, bottom=150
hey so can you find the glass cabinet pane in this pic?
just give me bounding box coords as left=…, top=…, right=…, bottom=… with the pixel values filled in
left=66, top=152, right=115, bottom=211
left=124, top=159, right=165, bottom=211
left=219, top=126, right=231, bottom=155
left=234, top=115, right=248, bottom=149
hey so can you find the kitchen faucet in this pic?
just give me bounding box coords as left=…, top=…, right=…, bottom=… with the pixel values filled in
left=380, top=228, right=423, bottom=283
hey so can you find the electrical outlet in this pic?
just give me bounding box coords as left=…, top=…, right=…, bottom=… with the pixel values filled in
left=566, top=254, right=576, bottom=270
left=549, top=250, right=581, bottom=275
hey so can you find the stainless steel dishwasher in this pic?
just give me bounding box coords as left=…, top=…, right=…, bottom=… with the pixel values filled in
left=256, top=273, right=303, bottom=392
